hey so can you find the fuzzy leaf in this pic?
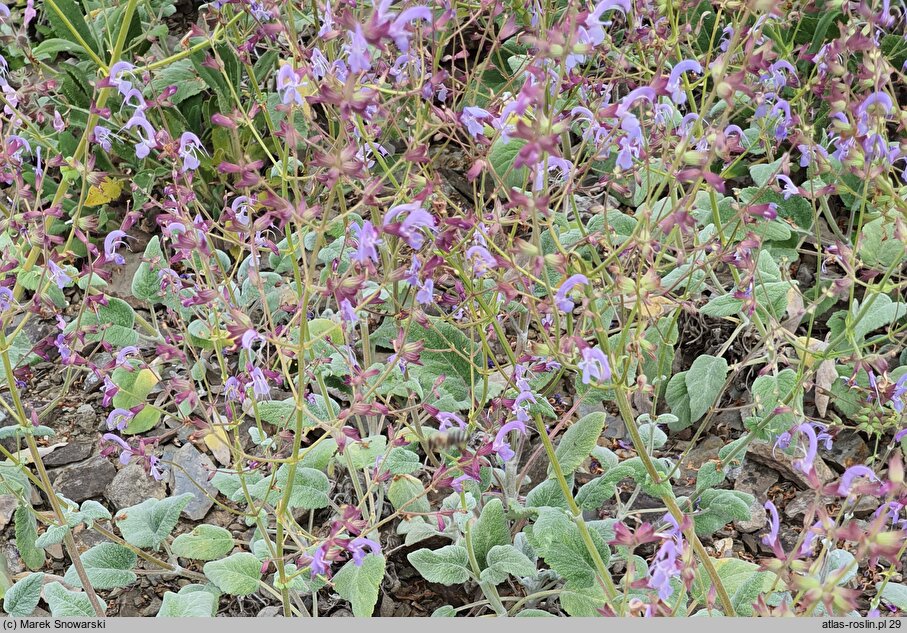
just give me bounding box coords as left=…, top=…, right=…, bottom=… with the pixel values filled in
left=14, top=506, right=45, bottom=570
left=44, top=583, right=106, bottom=617
left=275, top=465, right=330, bottom=509
left=171, top=525, right=235, bottom=561
left=685, top=355, right=728, bottom=422
left=551, top=412, right=605, bottom=477
left=471, top=498, right=510, bottom=569
left=333, top=554, right=386, bottom=617
left=203, top=552, right=262, bottom=596
left=480, top=545, right=536, bottom=584
left=115, top=494, right=193, bottom=550
left=63, top=543, right=137, bottom=590
left=156, top=591, right=216, bottom=617
left=408, top=546, right=472, bottom=585
left=3, top=573, right=44, bottom=617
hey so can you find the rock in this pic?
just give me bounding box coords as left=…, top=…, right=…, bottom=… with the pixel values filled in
left=106, top=463, right=166, bottom=509
left=784, top=491, right=831, bottom=521
left=170, top=443, right=217, bottom=520
left=848, top=495, right=878, bottom=519
left=257, top=606, right=284, bottom=617
left=821, top=430, right=870, bottom=470
left=734, top=458, right=780, bottom=495
left=677, top=435, right=724, bottom=482
left=83, top=354, right=112, bottom=392
left=603, top=415, right=626, bottom=439
left=734, top=498, right=767, bottom=534
left=746, top=440, right=835, bottom=489
left=51, top=456, right=116, bottom=503
left=0, top=494, right=16, bottom=529
left=42, top=441, right=93, bottom=468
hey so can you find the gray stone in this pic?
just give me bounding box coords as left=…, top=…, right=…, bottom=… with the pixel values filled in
left=170, top=443, right=217, bottom=520
left=0, top=494, right=17, bottom=529
left=106, top=463, right=166, bottom=509
left=734, top=498, right=767, bottom=534
left=42, top=441, right=94, bottom=467
left=746, top=439, right=835, bottom=489
left=820, top=429, right=870, bottom=470
left=784, top=491, right=831, bottom=520
left=83, top=354, right=112, bottom=392
left=257, top=606, right=284, bottom=617
left=51, top=456, right=116, bottom=503
left=677, top=435, right=724, bottom=482
left=734, top=458, right=780, bottom=495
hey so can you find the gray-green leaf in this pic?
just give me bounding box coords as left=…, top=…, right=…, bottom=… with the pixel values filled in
left=407, top=546, right=472, bottom=585
left=203, top=553, right=262, bottom=596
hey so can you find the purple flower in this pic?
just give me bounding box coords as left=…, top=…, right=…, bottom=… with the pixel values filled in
left=437, top=412, right=465, bottom=431
left=415, top=279, right=434, bottom=305
left=776, top=174, right=799, bottom=200
left=47, top=260, right=72, bottom=289
left=93, top=126, right=112, bottom=152
left=54, top=334, right=72, bottom=364
left=318, top=0, right=333, bottom=36
left=387, top=6, right=432, bottom=51
left=351, top=220, right=382, bottom=265
left=666, top=59, right=702, bottom=105
left=104, top=230, right=129, bottom=265
left=837, top=465, right=878, bottom=497
left=115, top=346, right=139, bottom=367
left=0, top=286, right=12, bottom=312
left=178, top=132, right=206, bottom=172
left=348, top=537, right=381, bottom=565
left=249, top=366, right=270, bottom=400
left=339, top=299, right=358, bottom=324
left=123, top=112, right=156, bottom=159
left=578, top=346, right=611, bottom=385
left=554, top=274, right=589, bottom=312
left=451, top=474, right=476, bottom=492
left=107, top=61, right=136, bottom=97
left=309, top=543, right=330, bottom=577
left=465, top=245, right=496, bottom=276
left=892, top=374, right=907, bottom=413
left=493, top=420, right=527, bottom=462
left=461, top=106, right=492, bottom=139
left=224, top=376, right=243, bottom=402
left=346, top=25, right=371, bottom=74
left=106, top=408, right=134, bottom=431
left=276, top=65, right=307, bottom=106
left=383, top=203, right=435, bottom=249
left=101, top=433, right=134, bottom=465
left=761, top=500, right=785, bottom=557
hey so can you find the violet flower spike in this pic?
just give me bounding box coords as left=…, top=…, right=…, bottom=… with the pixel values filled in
left=346, top=24, right=371, bottom=74
left=348, top=537, right=381, bottom=566
left=493, top=420, right=527, bottom=462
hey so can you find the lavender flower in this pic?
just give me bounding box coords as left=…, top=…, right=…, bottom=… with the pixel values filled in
left=351, top=220, right=382, bottom=265
left=437, top=412, right=465, bottom=431
left=761, top=500, right=784, bottom=557
left=276, top=65, right=307, bottom=106
left=123, top=112, right=157, bottom=159
left=0, top=286, right=12, bottom=311
left=47, top=260, right=72, bottom=289
left=106, top=408, right=134, bottom=431
left=178, top=132, right=206, bottom=172
left=666, top=59, right=702, bottom=105
left=465, top=245, right=496, bottom=276
left=461, top=106, right=492, bottom=139
left=249, top=366, right=270, bottom=400
left=776, top=174, right=799, bottom=200
left=104, top=230, right=129, bottom=265
left=415, top=279, right=434, bottom=305
left=554, top=274, right=589, bottom=312
left=346, top=25, right=371, bottom=74
left=493, top=420, right=527, bottom=462
left=93, top=126, right=112, bottom=152
left=578, top=346, right=611, bottom=385
left=383, top=203, right=436, bottom=249
left=837, top=465, right=878, bottom=497
left=348, top=537, right=381, bottom=565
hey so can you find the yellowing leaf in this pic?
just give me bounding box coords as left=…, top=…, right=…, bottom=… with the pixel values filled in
left=85, top=177, right=124, bottom=207
left=203, top=424, right=232, bottom=466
